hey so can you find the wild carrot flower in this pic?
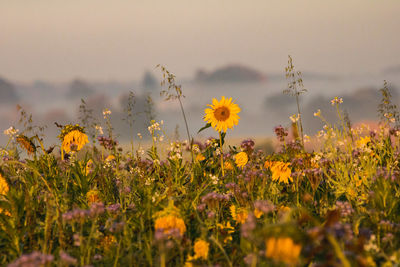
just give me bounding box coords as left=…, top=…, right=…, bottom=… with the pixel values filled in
left=265, top=237, right=301, bottom=265
left=193, top=239, right=209, bottom=260
left=204, top=96, right=240, bottom=132
left=235, top=152, right=248, bottom=169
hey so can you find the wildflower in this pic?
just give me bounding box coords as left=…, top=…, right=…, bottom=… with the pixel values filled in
left=59, top=251, right=78, bottom=265
left=230, top=205, right=248, bottom=224
left=16, top=135, right=36, bottom=155
left=265, top=161, right=292, bottom=184
left=86, top=189, right=101, bottom=205
left=224, top=161, right=234, bottom=170
left=101, top=235, right=117, bottom=251
left=313, top=109, right=321, bottom=117
left=154, top=201, right=186, bottom=236
left=8, top=251, right=54, bottom=267
left=240, top=139, right=255, bottom=152
left=254, top=208, right=263, bottom=219
left=95, top=125, right=104, bottom=135
left=217, top=221, right=235, bottom=243
left=3, top=126, right=19, bottom=139
left=137, top=133, right=142, bottom=139
left=265, top=237, right=301, bottom=265
left=356, top=136, right=371, bottom=148
left=193, top=239, right=209, bottom=260
left=105, top=154, right=116, bottom=162
left=103, top=108, right=112, bottom=118
left=330, top=96, right=343, bottom=105
left=289, top=113, right=300, bottom=123
left=235, top=152, right=248, bottom=169
left=204, top=96, right=241, bottom=132
left=59, top=124, right=89, bottom=153
left=196, top=154, right=205, bottom=162
left=85, top=159, right=94, bottom=175
left=0, top=173, right=9, bottom=196
left=154, top=215, right=186, bottom=236
left=274, top=125, right=288, bottom=142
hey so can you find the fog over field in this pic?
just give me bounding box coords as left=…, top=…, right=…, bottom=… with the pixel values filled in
left=1, top=0, right=399, bottom=145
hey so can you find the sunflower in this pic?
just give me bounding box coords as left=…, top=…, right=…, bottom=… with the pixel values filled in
left=16, top=135, right=36, bottom=155
left=204, top=96, right=240, bottom=132
left=59, top=125, right=89, bottom=154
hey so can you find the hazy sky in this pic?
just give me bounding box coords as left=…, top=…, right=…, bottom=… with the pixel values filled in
left=1, top=0, right=399, bottom=82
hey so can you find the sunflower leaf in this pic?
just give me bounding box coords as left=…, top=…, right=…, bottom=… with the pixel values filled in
left=198, top=123, right=211, bottom=133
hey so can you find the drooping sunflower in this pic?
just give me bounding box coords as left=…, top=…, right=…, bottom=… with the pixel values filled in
left=58, top=124, right=89, bottom=153
left=204, top=96, right=240, bottom=132
left=16, top=135, right=36, bottom=155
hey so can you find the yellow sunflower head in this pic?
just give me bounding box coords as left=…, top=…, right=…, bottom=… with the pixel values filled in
left=204, top=96, right=240, bottom=132
left=58, top=124, right=89, bottom=153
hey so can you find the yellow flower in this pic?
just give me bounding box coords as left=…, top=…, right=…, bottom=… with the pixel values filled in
left=105, top=155, right=116, bottom=162
left=204, top=96, right=240, bottom=132
left=86, top=189, right=101, bottom=205
left=254, top=208, right=263, bottom=219
left=194, top=239, right=209, bottom=260
left=265, top=237, right=301, bottom=265
left=155, top=215, right=187, bottom=236
left=101, top=235, right=117, bottom=251
left=235, top=152, right=248, bottom=169
left=224, top=161, right=234, bottom=170
left=196, top=154, right=206, bottom=162
left=217, top=222, right=235, bottom=243
left=356, top=136, right=371, bottom=148
left=230, top=205, right=248, bottom=224
left=62, top=129, right=89, bottom=153
left=265, top=161, right=292, bottom=184
left=85, top=159, right=94, bottom=175
left=0, top=174, right=9, bottom=196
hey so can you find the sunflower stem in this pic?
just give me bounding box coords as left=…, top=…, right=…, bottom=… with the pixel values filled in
left=219, top=131, right=225, bottom=177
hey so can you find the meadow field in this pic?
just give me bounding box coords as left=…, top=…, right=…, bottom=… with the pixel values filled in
left=1, top=68, right=400, bottom=267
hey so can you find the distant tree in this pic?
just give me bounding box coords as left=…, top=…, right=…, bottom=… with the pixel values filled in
left=0, top=77, right=19, bottom=104
left=141, top=71, right=158, bottom=90
left=67, top=79, right=94, bottom=99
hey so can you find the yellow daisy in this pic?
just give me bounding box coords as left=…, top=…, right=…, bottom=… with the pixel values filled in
left=204, top=96, right=240, bottom=132
left=235, top=152, right=248, bottom=169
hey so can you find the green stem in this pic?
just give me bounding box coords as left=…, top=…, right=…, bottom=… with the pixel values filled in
left=219, top=131, right=224, bottom=177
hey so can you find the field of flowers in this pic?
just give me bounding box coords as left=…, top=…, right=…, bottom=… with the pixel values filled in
left=1, top=65, right=400, bottom=266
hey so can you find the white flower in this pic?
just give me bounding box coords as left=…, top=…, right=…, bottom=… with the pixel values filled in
left=137, top=133, right=142, bottom=139
left=313, top=109, right=321, bottom=117
left=4, top=126, right=19, bottom=138
left=95, top=125, right=103, bottom=135
left=159, top=135, right=164, bottom=142
left=103, top=108, right=112, bottom=118
left=289, top=113, right=300, bottom=123
left=330, top=97, right=343, bottom=106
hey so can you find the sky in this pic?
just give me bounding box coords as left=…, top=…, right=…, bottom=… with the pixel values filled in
left=1, top=0, right=399, bottom=82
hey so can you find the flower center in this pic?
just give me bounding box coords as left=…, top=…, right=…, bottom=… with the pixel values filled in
left=214, top=107, right=230, bottom=121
